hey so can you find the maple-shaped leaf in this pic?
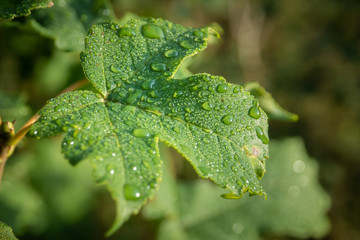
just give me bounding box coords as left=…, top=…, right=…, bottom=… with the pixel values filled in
left=29, top=18, right=269, bottom=234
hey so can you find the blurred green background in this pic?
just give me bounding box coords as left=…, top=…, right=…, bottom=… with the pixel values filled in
left=0, top=0, right=359, bottom=239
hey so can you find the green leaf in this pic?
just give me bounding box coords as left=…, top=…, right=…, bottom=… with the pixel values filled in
left=0, top=222, right=18, bottom=240
left=0, top=139, right=95, bottom=235
left=145, top=138, right=330, bottom=240
left=30, top=0, right=114, bottom=51
left=244, top=82, right=299, bottom=122
left=0, top=0, right=53, bottom=20
left=29, top=18, right=269, bottom=234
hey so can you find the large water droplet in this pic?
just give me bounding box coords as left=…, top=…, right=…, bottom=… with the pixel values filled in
left=216, top=84, right=228, bottom=93
left=233, top=86, right=242, bottom=93
left=141, top=79, right=156, bottom=90
left=222, top=115, right=234, bottom=125
left=142, top=24, right=164, bottom=39
left=55, top=105, right=66, bottom=112
left=201, top=102, right=213, bottom=111
left=110, top=64, right=121, bottom=73
left=164, top=49, right=178, bottom=58
left=248, top=106, right=261, bottom=119
left=133, top=128, right=151, bottom=138
left=151, top=63, right=166, bottom=72
left=194, top=30, right=204, bottom=38
left=180, top=40, right=194, bottom=49
left=221, top=193, right=242, bottom=199
left=173, top=91, right=183, bottom=98
left=124, top=184, right=142, bottom=200
left=119, top=27, right=135, bottom=37
left=255, top=126, right=269, bottom=144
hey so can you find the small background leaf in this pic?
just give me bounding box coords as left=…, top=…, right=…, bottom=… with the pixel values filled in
left=144, top=137, right=330, bottom=240
left=0, top=0, right=53, bottom=20
left=244, top=82, right=299, bottom=122
left=0, top=139, right=97, bottom=237
left=30, top=0, right=114, bottom=51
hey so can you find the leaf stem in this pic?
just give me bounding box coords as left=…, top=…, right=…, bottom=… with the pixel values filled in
left=0, top=78, right=89, bottom=188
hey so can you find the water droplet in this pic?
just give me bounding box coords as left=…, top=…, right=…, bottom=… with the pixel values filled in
left=248, top=106, right=261, bottom=119
left=54, top=105, right=66, bottom=112
left=119, top=27, right=135, bottom=37
left=110, top=64, right=121, bottom=73
left=216, top=84, right=228, bottom=93
left=222, top=115, right=234, bottom=125
left=164, top=49, right=178, bottom=58
left=202, top=137, right=210, bottom=143
left=142, top=24, right=164, bottom=39
left=151, top=63, right=166, bottom=72
left=221, top=193, right=242, bottom=199
left=184, top=107, right=192, bottom=113
left=133, top=128, right=151, bottom=138
left=180, top=40, right=194, bottom=49
left=255, top=126, right=269, bottom=144
left=124, top=184, right=142, bottom=200
left=201, top=102, right=213, bottom=111
left=190, top=84, right=201, bottom=91
left=194, top=30, right=204, bottom=38
left=198, top=166, right=210, bottom=177
left=173, top=91, right=183, bottom=98
left=233, top=86, right=242, bottom=93
left=141, top=79, right=156, bottom=90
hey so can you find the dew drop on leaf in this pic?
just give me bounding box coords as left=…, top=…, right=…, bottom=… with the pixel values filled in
left=221, top=193, right=242, bottom=199
left=164, top=49, right=179, bottom=58
left=172, top=91, right=183, bottom=98
left=194, top=30, right=204, bottom=38
left=119, top=27, right=136, bottom=37
left=141, top=79, right=156, bottom=90
left=248, top=106, right=261, bottom=119
left=151, top=63, right=166, bottom=72
left=222, top=115, right=234, bottom=125
left=54, top=105, right=67, bottom=112
left=133, top=128, right=151, bottom=138
left=201, top=102, right=213, bottom=111
left=180, top=40, right=194, bottom=49
left=233, top=86, right=242, bottom=93
left=110, top=64, right=121, bottom=73
left=216, top=84, right=228, bottom=93
left=124, top=184, right=142, bottom=200
left=255, top=126, right=269, bottom=144
left=141, top=24, right=164, bottom=39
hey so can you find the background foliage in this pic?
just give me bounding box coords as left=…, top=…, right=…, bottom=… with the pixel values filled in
left=1, top=0, right=359, bottom=239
